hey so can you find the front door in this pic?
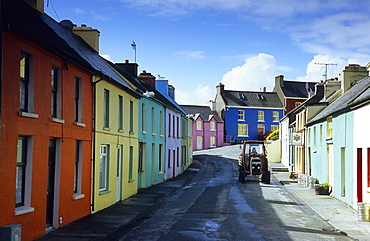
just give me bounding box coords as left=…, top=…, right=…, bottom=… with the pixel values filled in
left=197, top=136, right=203, bottom=150
left=46, top=138, right=56, bottom=227
left=116, top=145, right=122, bottom=202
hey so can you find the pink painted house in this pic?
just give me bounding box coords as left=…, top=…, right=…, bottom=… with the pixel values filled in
left=181, top=105, right=229, bottom=150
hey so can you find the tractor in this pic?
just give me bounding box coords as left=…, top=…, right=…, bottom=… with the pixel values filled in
left=238, top=140, right=270, bottom=184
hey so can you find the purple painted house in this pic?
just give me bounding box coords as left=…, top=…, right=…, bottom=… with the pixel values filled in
left=181, top=104, right=229, bottom=150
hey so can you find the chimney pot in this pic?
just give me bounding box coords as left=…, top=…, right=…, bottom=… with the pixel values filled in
left=125, top=59, right=129, bottom=63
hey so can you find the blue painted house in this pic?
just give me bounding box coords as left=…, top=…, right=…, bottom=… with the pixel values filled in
left=214, top=83, right=284, bottom=143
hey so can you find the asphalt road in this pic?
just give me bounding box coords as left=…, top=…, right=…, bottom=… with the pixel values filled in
left=118, top=145, right=353, bottom=241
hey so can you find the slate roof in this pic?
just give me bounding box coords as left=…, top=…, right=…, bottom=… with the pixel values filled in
left=180, top=105, right=223, bottom=122
left=281, top=81, right=318, bottom=98
left=307, top=76, right=370, bottom=125
left=3, top=0, right=138, bottom=96
left=221, top=90, right=283, bottom=108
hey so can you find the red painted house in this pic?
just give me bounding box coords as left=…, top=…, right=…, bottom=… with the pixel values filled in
left=0, top=0, right=94, bottom=239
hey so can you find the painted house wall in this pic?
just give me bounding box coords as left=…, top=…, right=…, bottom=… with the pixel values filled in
left=225, top=107, right=283, bottom=142
left=353, top=105, right=370, bottom=205
left=92, top=80, right=139, bottom=213
left=165, top=108, right=182, bottom=180
left=0, top=32, right=93, bottom=240
left=138, top=97, right=166, bottom=188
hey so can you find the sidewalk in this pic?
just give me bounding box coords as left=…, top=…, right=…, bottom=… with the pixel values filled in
left=270, top=162, right=370, bottom=241
left=35, top=160, right=202, bottom=241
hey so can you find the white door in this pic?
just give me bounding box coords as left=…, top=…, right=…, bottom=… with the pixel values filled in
left=327, top=144, right=334, bottom=186
left=197, top=136, right=203, bottom=150
left=116, top=145, right=123, bottom=202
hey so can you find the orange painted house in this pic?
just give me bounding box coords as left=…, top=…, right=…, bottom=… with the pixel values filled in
left=0, top=0, right=94, bottom=240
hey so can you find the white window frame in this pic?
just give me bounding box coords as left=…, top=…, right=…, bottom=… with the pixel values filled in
left=19, top=51, right=37, bottom=118
left=258, top=111, right=264, bottom=122
left=271, top=125, right=279, bottom=132
left=15, top=136, right=35, bottom=216
left=238, top=110, right=244, bottom=121
left=238, top=124, right=248, bottom=137
left=210, top=121, right=216, bottom=131
left=196, top=120, right=202, bottom=130
left=99, top=145, right=109, bottom=193
left=210, top=136, right=216, bottom=147
left=272, top=111, right=279, bottom=122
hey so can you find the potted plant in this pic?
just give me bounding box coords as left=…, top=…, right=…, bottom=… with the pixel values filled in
left=314, top=182, right=331, bottom=195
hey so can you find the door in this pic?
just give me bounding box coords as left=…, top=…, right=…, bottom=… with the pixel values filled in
left=327, top=144, right=334, bottom=186
left=116, top=145, right=123, bottom=202
left=197, top=136, right=203, bottom=150
left=151, top=144, right=155, bottom=185
left=46, top=138, right=56, bottom=227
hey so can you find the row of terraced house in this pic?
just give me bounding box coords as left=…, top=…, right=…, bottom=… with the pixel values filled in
left=277, top=65, right=370, bottom=213
left=0, top=0, right=198, bottom=240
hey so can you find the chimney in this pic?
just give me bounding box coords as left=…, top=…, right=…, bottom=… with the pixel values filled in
left=216, top=82, right=225, bottom=95
left=341, top=64, right=369, bottom=92
left=275, top=75, right=284, bottom=88
left=138, top=70, right=156, bottom=89
left=115, top=60, right=138, bottom=79
left=25, top=0, right=44, bottom=13
left=324, top=78, right=341, bottom=99
left=168, top=85, right=175, bottom=100
left=72, top=24, right=100, bottom=52
left=262, top=87, right=266, bottom=92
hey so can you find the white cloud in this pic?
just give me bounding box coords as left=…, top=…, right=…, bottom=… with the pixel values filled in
left=174, top=51, right=205, bottom=60
left=90, top=10, right=108, bottom=20
left=176, top=84, right=214, bottom=105
left=221, top=53, right=290, bottom=92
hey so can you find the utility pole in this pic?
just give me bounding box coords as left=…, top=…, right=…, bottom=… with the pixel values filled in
left=131, top=41, right=137, bottom=63
left=315, top=62, right=337, bottom=81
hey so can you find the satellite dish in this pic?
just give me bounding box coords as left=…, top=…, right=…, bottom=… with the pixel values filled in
left=60, top=20, right=74, bottom=31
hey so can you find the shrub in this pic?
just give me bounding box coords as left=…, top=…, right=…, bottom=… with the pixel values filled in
left=266, top=130, right=279, bottom=141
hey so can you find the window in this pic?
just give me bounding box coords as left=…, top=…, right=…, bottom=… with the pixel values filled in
left=99, top=145, right=109, bottom=192
left=327, top=116, right=332, bottom=138
left=138, top=142, right=144, bottom=172
left=176, top=147, right=179, bottom=167
left=142, top=103, right=146, bottom=133
left=167, top=149, right=171, bottom=168
left=174, top=149, right=177, bottom=167
left=168, top=114, right=171, bottom=136
left=103, top=89, right=110, bottom=129
left=160, top=111, right=163, bottom=136
left=258, top=111, right=264, bottom=121
left=118, top=95, right=123, bottom=131
left=129, top=101, right=134, bottom=133
left=15, top=136, right=34, bottom=214
left=271, top=125, right=279, bottom=132
left=176, top=117, right=179, bottom=138
left=152, top=107, right=155, bottom=134
left=159, top=144, right=163, bottom=172
left=19, top=52, right=36, bottom=115
left=272, top=111, right=279, bottom=122
left=210, top=136, right=216, bottom=147
left=257, top=124, right=265, bottom=135
left=74, top=77, right=83, bottom=123
left=238, top=124, right=248, bottom=136
left=51, top=67, right=61, bottom=118
left=172, top=115, right=175, bottom=137
left=129, top=146, right=134, bottom=181
left=210, top=121, right=216, bottom=131
left=295, top=102, right=302, bottom=108
left=73, top=140, right=84, bottom=199
left=238, top=110, right=244, bottom=121
left=196, top=120, right=202, bottom=130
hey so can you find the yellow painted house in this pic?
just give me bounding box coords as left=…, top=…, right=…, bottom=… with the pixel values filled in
left=92, top=75, right=141, bottom=213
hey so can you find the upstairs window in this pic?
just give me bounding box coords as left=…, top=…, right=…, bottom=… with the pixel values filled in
left=51, top=67, right=61, bottom=119
left=258, top=111, right=264, bottom=121
left=238, top=110, right=244, bottom=121
left=20, top=52, right=34, bottom=113
left=210, top=121, right=216, bottom=131
left=272, top=111, right=279, bottom=122
left=327, top=116, right=333, bottom=138
left=196, top=120, right=202, bottom=130
left=74, top=77, right=83, bottom=123
left=142, top=103, right=146, bottom=133
left=103, top=89, right=110, bottom=129
left=118, top=95, right=123, bottom=131
left=129, top=101, right=134, bottom=133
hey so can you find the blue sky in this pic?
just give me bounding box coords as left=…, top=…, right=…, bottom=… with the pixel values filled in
left=45, top=0, right=370, bottom=105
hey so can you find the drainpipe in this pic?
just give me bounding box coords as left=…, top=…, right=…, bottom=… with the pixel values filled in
left=91, top=76, right=103, bottom=212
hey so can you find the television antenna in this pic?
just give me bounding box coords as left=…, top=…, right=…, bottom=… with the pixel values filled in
left=315, top=62, right=337, bottom=81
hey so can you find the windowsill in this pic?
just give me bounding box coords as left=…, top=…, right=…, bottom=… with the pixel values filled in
left=19, top=111, right=39, bottom=118
left=326, top=137, right=332, bottom=141
left=142, top=131, right=147, bottom=134
left=118, top=129, right=124, bottom=133
left=128, top=179, right=135, bottom=183
left=14, top=206, right=35, bottom=216
left=196, top=129, right=203, bottom=131
left=152, top=133, right=156, bottom=136
left=159, top=171, right=164, bottom=175
left=210, top=129, right=216, bottom=131
left=103, top=127, right=111, bottom=131
left=238, top=135, right=249, bottom=137
left=72, top=193, right=85, bottom=200
left=74, top=122, right=86, bottom=127
left=99, top=190, right=111, bottom=195
left=258, top=120, right=265, bottom=122
left=129, top=131, right=135, bottom=135
left=237, top=119, right=245, bottom=122
left=160, top=134, right=164, bottom=138
left=51, top=117, right=65, bottom=124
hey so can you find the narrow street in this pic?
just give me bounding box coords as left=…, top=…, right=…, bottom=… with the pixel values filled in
left=117, top=146, right=352, bottom=241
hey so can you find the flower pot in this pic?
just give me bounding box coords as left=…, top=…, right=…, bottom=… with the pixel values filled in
left=315, top=186, right=330, bottom=195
